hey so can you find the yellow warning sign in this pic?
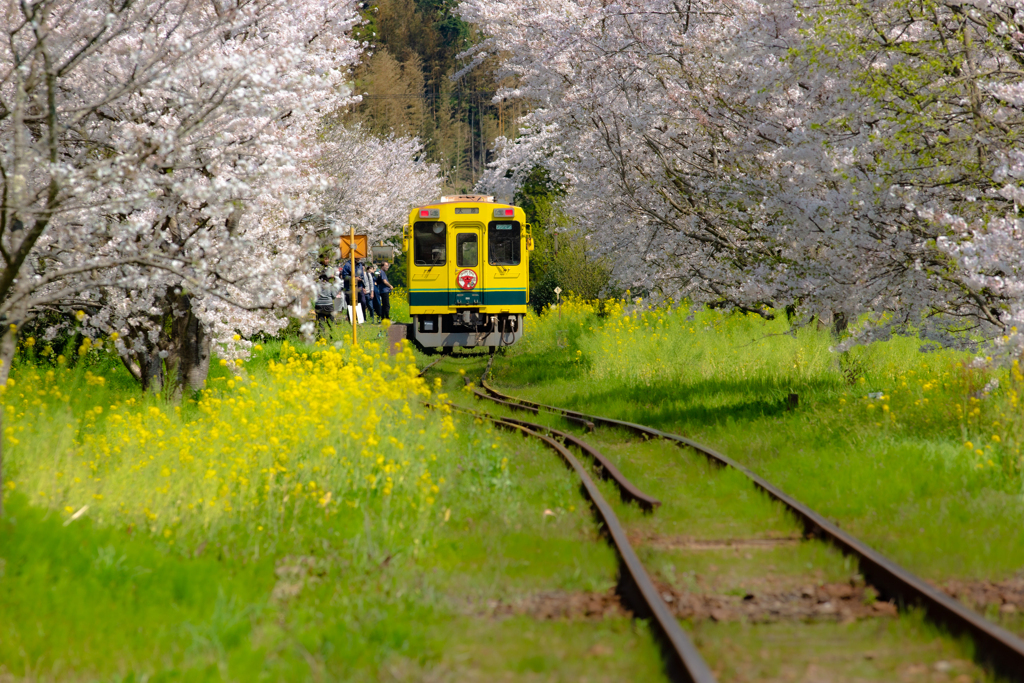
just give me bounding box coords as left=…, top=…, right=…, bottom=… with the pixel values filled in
left=340, top=234, right=368, bottom=259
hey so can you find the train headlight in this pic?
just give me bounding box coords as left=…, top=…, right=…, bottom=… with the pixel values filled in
left=419, top=208, right=440, bottom=219
left=493, top=208, right=514, bottom=217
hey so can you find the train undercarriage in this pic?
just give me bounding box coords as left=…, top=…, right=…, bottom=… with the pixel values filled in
left=410, top=311, right=523, bottom=350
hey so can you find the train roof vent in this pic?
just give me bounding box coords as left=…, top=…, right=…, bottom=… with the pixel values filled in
left=439, top=194, right=494, bottom=203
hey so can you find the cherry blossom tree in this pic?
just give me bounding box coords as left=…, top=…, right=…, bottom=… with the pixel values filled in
left=0, top=0, right=362, bottom=389
left=0, top=0, right=446, bottom=514
left=316, top=124, right=442, bottom=247
left=0, top=0, right=364, bottom=511
left=459, top=0, right=1024, bottom=347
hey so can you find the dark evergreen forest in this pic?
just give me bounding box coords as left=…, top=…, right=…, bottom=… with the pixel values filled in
left=346, top=0, right=522, bottom=193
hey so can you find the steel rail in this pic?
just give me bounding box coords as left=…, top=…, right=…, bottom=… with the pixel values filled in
left=463, top=399, right=660, bottom=511
left=478, top=380, right=1024, bottom=681
left=473, top=386, right=598, bottom=429
left=472, top=387, right=539, bottom=414
left=442, top=401, right=715, bottom=683
left=416, top=356, right=445, bottom=378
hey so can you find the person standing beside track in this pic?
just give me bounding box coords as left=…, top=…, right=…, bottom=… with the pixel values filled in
left=314, top=273, right=340, bottom=335
left=362, top=262, right=378, bottom=322
left=342, top=259, right=362, bottom=310
left=367, top=262, right=382, bottom=322
left=376, top=261, right=393, bottom=321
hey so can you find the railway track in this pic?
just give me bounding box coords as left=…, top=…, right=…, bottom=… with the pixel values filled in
left=416, top=355, right=445, bottom=377
left=441, top=401, right=714, bottom=683
left=421, top=352, right=1024, bottom=681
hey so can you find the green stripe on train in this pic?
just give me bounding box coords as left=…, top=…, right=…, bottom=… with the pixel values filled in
left=409, top=290, right=527, bottom=307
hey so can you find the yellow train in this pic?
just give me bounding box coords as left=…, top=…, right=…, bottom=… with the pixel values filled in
left=402, top=195, right=532, bottom=350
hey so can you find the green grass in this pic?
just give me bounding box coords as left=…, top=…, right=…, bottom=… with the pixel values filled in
left=693, top=612, right=985, bottom=682
left=490, top=299, right=1024, bottom=582
left=5, top=292, right=1022, bottom=681
left=0, top=329, right=669, bottom=682
left=425, top=334, right=996, bottom=680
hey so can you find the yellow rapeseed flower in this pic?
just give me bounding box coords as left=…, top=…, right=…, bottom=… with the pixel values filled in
left=7, top=339, right=453, bottom=542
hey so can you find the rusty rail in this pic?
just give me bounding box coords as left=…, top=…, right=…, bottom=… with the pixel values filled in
left=464, top=398, right=660, bottom=511
left=477, top=380, right=1024, bottom=682
left=442, top=401, right=714, bottom=683
left=473, top=387, right=596, bottom=429
left=416, top=356, right=445, bottom=378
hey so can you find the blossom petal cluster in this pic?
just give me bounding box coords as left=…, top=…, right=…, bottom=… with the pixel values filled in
left=461, top=0, right=1024, bottom=350
left=1, top=0, right=441, bottom=387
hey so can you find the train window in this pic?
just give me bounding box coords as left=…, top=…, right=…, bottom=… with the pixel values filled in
left=414, top=222, right=446, bottom=265
left=488, top=221, right=521, bottom=266
left=456, top=233, right=478, bottom=267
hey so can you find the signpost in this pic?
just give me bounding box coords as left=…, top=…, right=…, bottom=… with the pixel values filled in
left=340, top=231, right=368, bottom=345
left=371, top=242, right=395, bottom=262
left=554, top=286, right=562, bottom=320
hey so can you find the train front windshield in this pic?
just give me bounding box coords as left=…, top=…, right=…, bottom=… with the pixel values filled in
left=414, top=222, right=447, bottom=265
left=488, top=221, right=521, bottom=265
left=457, top=233, right=478, bottom=267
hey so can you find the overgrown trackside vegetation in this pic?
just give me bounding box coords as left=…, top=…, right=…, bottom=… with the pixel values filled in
left=5, top=294, right=1024, bottom=680
left=0, top=333, right=667, bottom=681
left=435, top=331, right=999, bottom=680
left=493, top=297, right=1024, bottom=581
left=7, top=340, right=440, bottom=541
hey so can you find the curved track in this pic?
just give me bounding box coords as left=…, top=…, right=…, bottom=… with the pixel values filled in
left=440, top=400, right=713, bottom=683
left=416, top=356, right=445, bottom=378
left=474, top=375, right=1024, bottom=682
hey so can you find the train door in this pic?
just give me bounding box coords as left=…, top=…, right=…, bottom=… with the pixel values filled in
left=484, top=219, right=525, bottom=307
left=450, top=222, right=484, bottom=306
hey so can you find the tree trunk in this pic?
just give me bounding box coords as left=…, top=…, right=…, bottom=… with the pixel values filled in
left=167, top=293, right=210, bottom=398
left=138, top=349, right=164, bottom=394
left=833, top=312, right=848, bottom=337
left=119, top=352, right=143, bottom=383
left=0, top=329, right=16, bottom=386
left=116, top=292, right=210, bottom=396
left=118, top=342, right=166, bottom=393
left=0, top=328, right=14, bottom=519
left=816, top=308, right=833, bottom=331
